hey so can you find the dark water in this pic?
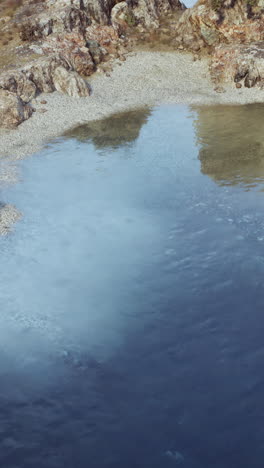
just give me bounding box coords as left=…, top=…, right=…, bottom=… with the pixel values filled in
left=1, top=103, right=264, bottom=468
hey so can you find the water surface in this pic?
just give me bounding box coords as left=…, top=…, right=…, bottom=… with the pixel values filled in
left=1, top=103, right=264, bottom=468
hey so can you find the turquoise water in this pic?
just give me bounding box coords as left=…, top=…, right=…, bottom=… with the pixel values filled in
left=1, top=103, right=264, bottom=467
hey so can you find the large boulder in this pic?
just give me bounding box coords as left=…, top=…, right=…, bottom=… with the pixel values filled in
left=211, top=42, right=264, bottom=87
left=42, top=33, right=96, bottom=76
left=0, top=89, right=33, bottom=128
left=174, top=0, right=264, bottom=51
left=52, top=66, right=90, bottom=97
left=0, top=71, right=37, bottom=103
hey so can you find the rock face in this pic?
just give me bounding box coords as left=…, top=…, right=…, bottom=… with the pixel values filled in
left=174, top=0, right=264, bottom=51
left=211, top=42, right=264, bottom=87
left=0, top=90, right=33, bottom=128
left=0, top=0, right=185, bottom=128
left=18, top=0, right=185, bottom=41
left=173, top=0, right=264, bottom=88
left=53, top=66, right=91, bottom=96
left=0, top=72, right=37, bottom=103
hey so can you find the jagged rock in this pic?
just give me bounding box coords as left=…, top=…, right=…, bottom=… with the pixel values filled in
left=69, top=46, right=95, bottom=75
left=85, top=24, right=119, bottom=47
left=24, top=58, right=59, bottom=93
left=19, top=15, right=53, bottom=41
left=18, top=0, right=186, bottom=44
left=43, top=34, right=95, bottom=75
left=111, top=2, right=131, bottom=35
left=86, top=39, right=107, bottom=64
left=174, top=0, right=264, bottom=51
left=211, top=42, right=264, bottom=88
left=0, top=0, right=186, bottom=128
left=0, top=89, right=33, bottom=128
left=130, top=0, right=185, bottom=29
left=0, top=71, right=37, bottom=103
left=52, top=66, right=90, bottom=97
left=47, top=0, right=116, bottom=25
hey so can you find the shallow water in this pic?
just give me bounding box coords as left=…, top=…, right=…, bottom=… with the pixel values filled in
left=1, top=103, right=264, bottom=467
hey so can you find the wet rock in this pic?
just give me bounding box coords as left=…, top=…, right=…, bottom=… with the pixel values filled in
left=52, top=66, right=90, bottom=97
left=0, top=89, right=33, bottom=128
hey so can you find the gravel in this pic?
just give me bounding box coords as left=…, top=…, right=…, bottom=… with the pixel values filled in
left=1, top=50, right=263, bottom=161
left=0, top=50, right=263, bottom=234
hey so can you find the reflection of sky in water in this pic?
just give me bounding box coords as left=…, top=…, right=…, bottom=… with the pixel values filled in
left=1, top=104, right=264, bottom=467
left=184, top=0, right=196, bottom=6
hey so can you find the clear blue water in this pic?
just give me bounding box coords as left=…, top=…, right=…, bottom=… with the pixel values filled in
left=1, top=103, right=264, bottom=467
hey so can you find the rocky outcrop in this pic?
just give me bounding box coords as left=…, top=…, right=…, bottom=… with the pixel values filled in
left=172, top=0, right=264, bottom=88
left=52, top=66, right=90, bottom=96
left=0, top=56, right=91, bottom=101
left=174, top=0, right=264, bottom=51
left=211, top=42, right=264, bottom=87
left=0, top=0, right=186, bottom=128
left=0, top=89, right=33, bottom=128
left=17, top=0, right=185, bottom=42
left=0, top=72, right=37, bottom=103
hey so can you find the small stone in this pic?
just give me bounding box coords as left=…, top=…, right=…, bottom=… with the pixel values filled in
left=39, top=108, right=47, bottom=113
left=235, top=82, right=242, bottom=89
left=40, top=99, right=47, bottom=104
left=214, top=86, right=226, bottom=93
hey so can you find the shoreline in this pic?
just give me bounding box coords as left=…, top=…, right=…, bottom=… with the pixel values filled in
left=1, top=50, right=264, bottom=162
left=0, top=49, right=264, bottom=234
